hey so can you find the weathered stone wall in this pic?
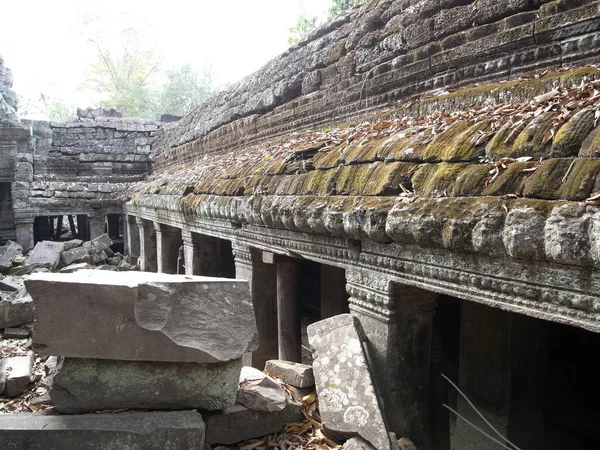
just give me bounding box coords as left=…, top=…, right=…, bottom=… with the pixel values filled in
left=153, top=0, right=600, bottom=171
left=12, top=117, right=159, bottom=224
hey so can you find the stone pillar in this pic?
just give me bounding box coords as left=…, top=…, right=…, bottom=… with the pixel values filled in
left=181, top=230, right=195, bottom=276
left=454, top=302, right=548, bottom=450
left=347, top=269, right=437, bottom=448
left=76, top=215, right=89, bottom=241
left=276, top=258, right=300, bottom=362
left=125, top=215, right=140, bottom=259
left=189, top=232, right=220, bottom=276
left=320, top=264, right=348, bottom=319
left=233, top=245, right=278, bottom=369
left=14, top=218, right=34, bottom=250
left=136, top=217, right=157, bottom=272
left=88, top=215, right=106, bottom=239
left=154, top=222, right=183, bottom=274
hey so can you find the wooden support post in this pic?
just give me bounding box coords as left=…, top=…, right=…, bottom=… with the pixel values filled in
left=276, top=258, right=301, bottom=362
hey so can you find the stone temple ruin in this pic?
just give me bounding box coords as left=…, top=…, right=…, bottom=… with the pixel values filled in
left=2, top=0, right=600, bottom=448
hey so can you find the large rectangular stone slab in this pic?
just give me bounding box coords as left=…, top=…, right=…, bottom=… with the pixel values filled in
left=26, top=270, right=258, bottom=363
left=307, top=314, right=392, bottom=450
left=50, top=357, right=242, bottom=413
left=0, top=411, right=205, bottom=449
left=1, top=351, right=33, bottom=397
left=204, top=400, right=303, bottom=445
left=25, top=241, right=66, bottom=269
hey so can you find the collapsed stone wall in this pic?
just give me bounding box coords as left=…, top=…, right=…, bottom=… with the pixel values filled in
left=153, top=0, right=600, bottom=171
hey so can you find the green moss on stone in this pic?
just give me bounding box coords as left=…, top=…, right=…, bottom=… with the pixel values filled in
left=482, top=161, right=536, bottom=196
left=301, top=169, right=339, bottom=196
left=422, top=121, right=488, bottom=162
left=579, top=126, right=600, bottom=157
left=551, top=109, right=596, bottom=157
left=511, top=111, right=558, bottom=158
left=313, top=147, right=343, bottom=169
left=520, top=158, right=600, bottom=200
left=452, top=164, right=490, bottom=196
left=334, top=164, right=377, bottom=196
left=412, top=163, right=469, bottom=197
left=381, top=128, right=433, bottom=162
left=362, top=162, right=416, bottom=196
left=343, top=140, right=382, bottom=164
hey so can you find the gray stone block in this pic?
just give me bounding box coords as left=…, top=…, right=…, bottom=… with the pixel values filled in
left=50, top=357, right=242, bottom=413
left=3, top=327, right=29, bottom=339
left=62, top=239, right=83, bottom=251
left=204, top=399, right=303, bottom=445
left=0, top=411, right=206, bottom=449
left=0, top=241, right=22, bottom=273
left=343, top=437, right=377, bottom=450
left=59, top=262, right=94, bottom=273
left=265, top=359, right=315, bottom=388
left=308, top=314, right=392, bottom=450
left=61, top=247, right=89, bottom=266
left=237, top=366, right=287, bottom=412
left=25, top=241, right=66, bottom=269
left=0, top=275, right=24, bottom=292
left=1, top=351, right=33, bottom=397
left=90, top=233, right=112, bottom=251
left=0, top=289, right=33, bottom=328
left=27, top=270, right=258, bottom=363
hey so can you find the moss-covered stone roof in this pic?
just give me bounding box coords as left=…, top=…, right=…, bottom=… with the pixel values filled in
left=130, top=66, right=600, bottom=268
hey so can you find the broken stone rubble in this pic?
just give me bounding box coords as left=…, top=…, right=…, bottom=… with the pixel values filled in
left=265, top=359, right=315, bottom=388
left=0, top=289, right=33, bottom=329
left=237, top=366, right=287, bottom=413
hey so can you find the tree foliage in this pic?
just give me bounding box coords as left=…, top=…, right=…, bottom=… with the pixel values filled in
left=288, top=0, right=364, bottom=45
left=84, top=28, right=213, bottom=119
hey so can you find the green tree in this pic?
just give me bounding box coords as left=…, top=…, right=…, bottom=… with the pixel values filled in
left=288, top=0, right=364, bottom=45
left=157, top=64, right=214, bottom=117
left=85, top=27, right=162, bottom=119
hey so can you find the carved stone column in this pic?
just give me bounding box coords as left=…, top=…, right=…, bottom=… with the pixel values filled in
left=347, top=269, right=437, bottom=448
left=454, top=302, right=548, bottom=450
left=136, top=217, right=157, bottom=272
left=233, top=244, right=278, bottom=369
left=14, top=218, right=34, bottom=250
left=124, top=215, right=140, bottom=259
left=181, top=229, right=195, bottom=276
left=153, top=222, right=183, bottom=274
left=88, top=215, right=106, bottom=239
left=320, top=264, right=348, bottom=319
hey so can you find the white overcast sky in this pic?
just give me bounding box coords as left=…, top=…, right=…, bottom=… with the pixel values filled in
left=0, top=0, right=331, bottom=118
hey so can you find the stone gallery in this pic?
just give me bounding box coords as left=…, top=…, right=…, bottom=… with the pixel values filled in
left=1, top=0, right=600, bottom=449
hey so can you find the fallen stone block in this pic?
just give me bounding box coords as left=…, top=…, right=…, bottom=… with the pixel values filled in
left=27, top=270, right=258, bottom=363
left=25, top=241, right=66, bottom=270
left=343, top=437, right=377, bottom=450
left=204, top=399, right=303, bottom=445
left=3, top=327, right=29, bottom=339
left=0, top=289, right=33, bottom=328
left=90, top=233, right=112, bottom=252
left=50, top=357, right=242, bottom=413
left=1, top=351, right=34, bottom=397
left=308, top=314, right=392, bottom=450
left=0, top=241, right=23, bottom=273
left=107, top=255, right=123, bottom=265
left=265, top=359, right=315, bottom=388
left=398, top=437, right=417, bottom=450
left=237, top=366, right=287, bottom=412
left=63, top=239, right=83, bottom=251
left=0, top=411, right=206, bottom=449
left=61, top=247, right=89, bottom=266
left=59, top=262, right=94, bottom=273
left=0, top=275, right=24, bottom=292
left=7, top=264, right=37, bottom=276
left=90, top=249, right=108, bottom=264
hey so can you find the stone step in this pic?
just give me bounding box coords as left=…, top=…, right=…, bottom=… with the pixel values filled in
left=0, top=411, right=206, bottom=449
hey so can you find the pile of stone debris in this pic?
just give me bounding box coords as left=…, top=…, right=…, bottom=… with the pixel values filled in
left=0, top=233, right=135, bottom=400
left=0, top=248, right=415, bottom=449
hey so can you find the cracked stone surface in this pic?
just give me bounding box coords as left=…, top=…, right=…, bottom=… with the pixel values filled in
left=307, top=314, right=391, bottom=450
left=26, top=270, right=258, bottom=363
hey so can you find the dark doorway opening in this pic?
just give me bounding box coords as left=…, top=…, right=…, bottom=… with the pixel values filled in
left=33, top=215, right=90, bottom=243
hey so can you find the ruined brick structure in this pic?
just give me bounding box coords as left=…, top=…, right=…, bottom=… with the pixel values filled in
left=2, top=1, right=600, bottom=449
